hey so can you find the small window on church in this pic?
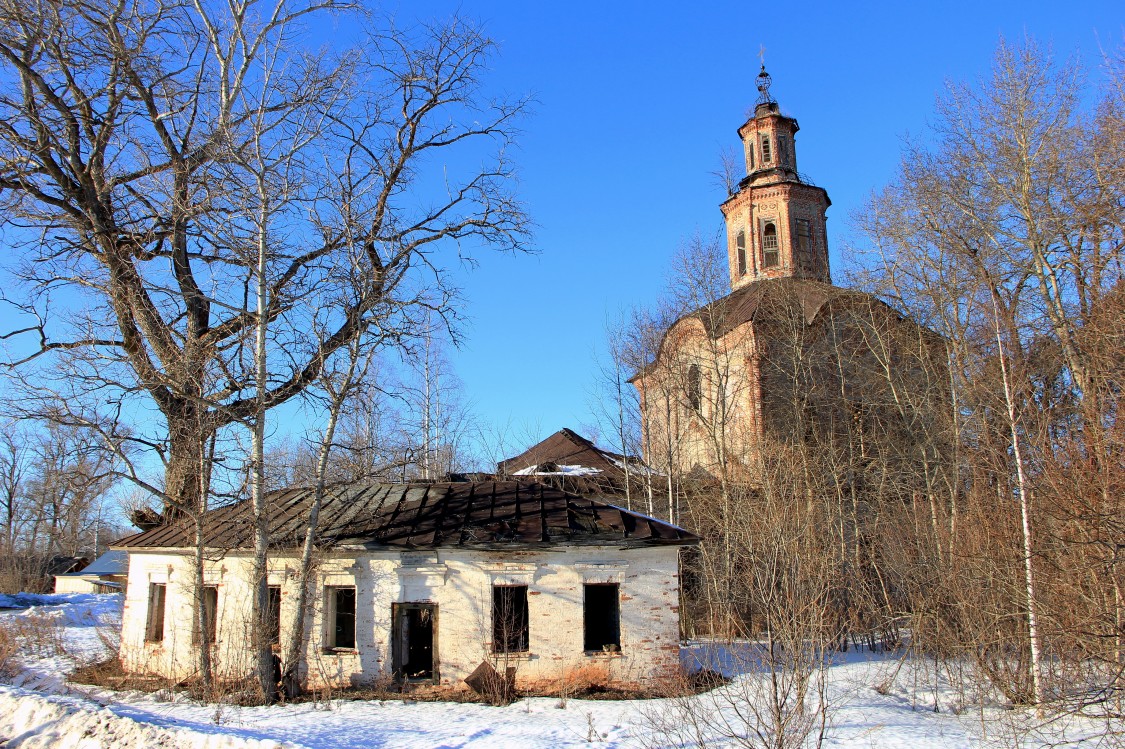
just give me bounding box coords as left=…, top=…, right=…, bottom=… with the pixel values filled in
left=747, top=143, right=754, bottom=170
left=777, top=134, right=789, bottom=165
left=736, top=231, right=747, bottom=276
left=796, top=219, right=812, bottom=252
left=761, top=135, right=772, bottom=163
left=795, top=218, right=813, bottom=272
left=762, top=223, right=779, bottom=268
left=686, top=364, right=702, bottom=413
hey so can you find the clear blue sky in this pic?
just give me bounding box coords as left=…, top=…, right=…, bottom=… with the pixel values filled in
left=380, top=0, right=1122, bottom=448
left=1, top=0, right=1119, bottom=465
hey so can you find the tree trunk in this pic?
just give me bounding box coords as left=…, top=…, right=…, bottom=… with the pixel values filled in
left=992, top=298, right=1045, bottom=709
left=281, top=350, right=361, bottom=698
left=250, top=189, right=277, bottom=704
left=164, top=413, right=205, bottom=520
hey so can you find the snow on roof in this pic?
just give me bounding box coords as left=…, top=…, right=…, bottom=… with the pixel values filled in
left=497, top=428, right=656, bottom=479
left=606, top=455, right=661, bottom=476
left=511, top=464, right=604, bottom=477
left=60, top=550, right=127, bottom=577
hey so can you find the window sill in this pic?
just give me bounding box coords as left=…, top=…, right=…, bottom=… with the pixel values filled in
left=322, top=648, right=359, bottom=656
left=490, top=651, right=535, bottom=661
left=584, top=649, right=624, bottom=658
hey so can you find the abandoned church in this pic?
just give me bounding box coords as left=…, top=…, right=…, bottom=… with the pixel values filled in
left=113, top=68, right=942, bottom=693
left=632, top=67, right=946, bottom=481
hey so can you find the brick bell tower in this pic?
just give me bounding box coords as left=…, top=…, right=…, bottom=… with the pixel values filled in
left=720, top=64, right=832, bottom=290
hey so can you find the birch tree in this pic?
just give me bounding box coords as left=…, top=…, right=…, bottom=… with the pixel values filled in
left=851, top=37, right=1125, bottom=709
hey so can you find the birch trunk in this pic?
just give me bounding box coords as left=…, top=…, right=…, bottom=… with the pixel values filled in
left=250, top=189, right=276, bottom=703
left=281, top=349, right=362, bottom=698
left=992, top=297, right=1044, bottom=709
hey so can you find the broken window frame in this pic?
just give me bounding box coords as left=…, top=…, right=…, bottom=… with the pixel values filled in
left=777, top=133, right=792, bottom=166
left=795, top=218, right=814, bottom=272
left=736, top=230, right=747, bottom=276
left=267, top=585, right=282, bottom=646
left=192, top=585, right=218, bottom=645
left=761, top=134, right=772, bottom=163
left=325, top=586, right=357, bottom=651
left=145, top=582, right=166, bottom=643
left=686, top=363, right=702, bottom=413
left=762, top=222, right=780, bottom=268
left=583, top=583, right=621, bottom=653
left=491, top=585, right=530, bottom=654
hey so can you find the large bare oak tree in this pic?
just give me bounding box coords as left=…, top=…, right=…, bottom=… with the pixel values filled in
left=0, top=0, right=529, bottom=698
left=0, top=0, right=527, bottom=515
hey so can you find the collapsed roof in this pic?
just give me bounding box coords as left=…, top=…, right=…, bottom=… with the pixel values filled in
left=116, top=480, right=697, bottom=551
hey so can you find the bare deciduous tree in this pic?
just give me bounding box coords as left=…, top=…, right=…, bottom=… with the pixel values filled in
left=0, top=0, right=529, bottom=699
left=850, top=37, right=1125, bottom=719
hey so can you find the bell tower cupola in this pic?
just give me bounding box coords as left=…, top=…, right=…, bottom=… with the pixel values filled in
left=720, top=64, right=832, bottom=289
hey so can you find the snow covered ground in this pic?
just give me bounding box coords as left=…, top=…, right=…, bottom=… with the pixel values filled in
left=0, top=593, right=1113, bottom=748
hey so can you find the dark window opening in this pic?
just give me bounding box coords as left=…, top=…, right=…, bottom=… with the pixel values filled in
left=328, top=586, right=357, bottom=650
left=686, top=364, right=702, bottom=413
left=584, top=584, right=621, bottom=652
left=748, top=143, right=755, bottom=170
left=777, top=134, right=789, bottom=165
left=761, top=134, right=772, bottom=163
left=796, top=219, right=813, bottom=271
left=762, top=222, right=779, bottom=268
left=492, top=585, right=529, bottom=653
left=145, top=583, right=166, bottom=643
left=193, top=585, right=218, bottom=644
left=267, top=585, right=281, bottom=646
left=796, top=219, right=812, bottom=251
left=736, top=231, right=747, bottom=276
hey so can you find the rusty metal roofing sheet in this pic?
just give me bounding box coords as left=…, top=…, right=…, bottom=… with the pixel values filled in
left=115, top=481, right=698, bottom=551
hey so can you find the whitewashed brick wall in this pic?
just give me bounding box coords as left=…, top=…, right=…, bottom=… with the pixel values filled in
left=118, top=545, right=683, bottom=690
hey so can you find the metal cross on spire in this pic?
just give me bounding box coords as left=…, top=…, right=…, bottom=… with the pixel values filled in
left=756, top=45, right=774, bottom=105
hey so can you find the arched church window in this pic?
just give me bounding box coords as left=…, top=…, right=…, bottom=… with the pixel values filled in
left=736, top=230, right=747, bottom=276
left=761, top=135, right=772, bottom=163
left=686, top=364, right=702, bottom=413
left=762, top=223, right=779, bottom=268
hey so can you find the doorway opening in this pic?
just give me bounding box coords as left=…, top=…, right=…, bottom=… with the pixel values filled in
left=392, top=603, right=437, bottom=682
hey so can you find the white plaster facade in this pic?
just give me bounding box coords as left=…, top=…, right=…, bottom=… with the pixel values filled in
left=53, top=575, right=108, bottom=593
left=118, top=544, right=683, bottom=690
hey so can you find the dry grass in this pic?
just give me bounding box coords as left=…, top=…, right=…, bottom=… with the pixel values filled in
left=0, top=611, right=68, bottom=681
left=70, top=657, right=728, bottom=705
left=0, top=612, right=67, bottom=663
left=0, top=624, right=22, bottom=679
left=69, top=657, right=163, bottom=691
